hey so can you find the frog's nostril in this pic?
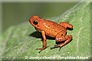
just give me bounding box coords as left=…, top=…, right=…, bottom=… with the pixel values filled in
left=33, top=21, right=38, bottom=25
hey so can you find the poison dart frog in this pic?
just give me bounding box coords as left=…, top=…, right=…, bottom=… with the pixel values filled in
left=29, top=16, right=73, bottom=53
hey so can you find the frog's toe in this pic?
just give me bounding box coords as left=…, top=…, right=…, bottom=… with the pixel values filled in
left=54, top=44, right=60, bottom=47
left=35, top=46, right=49, bottom=50
left=35, top=48, right=40, bottom=50
left=50, top=45, right=60, bottom=50
left=50, top=47, right=54, bottom=49
left=54, top=44, right=59, bottom=47
left=59, top=47, right=62, bottom=51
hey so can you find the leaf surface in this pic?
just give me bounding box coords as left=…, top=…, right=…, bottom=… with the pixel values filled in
left=1, top=2, right=91, bottom=60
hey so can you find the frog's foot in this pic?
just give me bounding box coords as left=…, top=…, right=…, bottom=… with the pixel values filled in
left=59, top=47, right=62, bottom=51
left=50, top=45, right=63, bottom=51
left=35, top=46, right=49, bottom=53
left=50, top=44, right=60, bottom=50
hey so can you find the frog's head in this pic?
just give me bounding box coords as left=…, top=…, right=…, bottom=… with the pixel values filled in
left=29, top=16, right=41, bottom=27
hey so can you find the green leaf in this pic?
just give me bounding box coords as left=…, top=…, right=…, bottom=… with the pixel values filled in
left=1, top=2, right=91, bottom=60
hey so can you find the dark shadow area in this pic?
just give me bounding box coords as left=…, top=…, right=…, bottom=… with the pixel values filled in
left=28, top=31, right=54, bottom=40
left=29, top=31, right=42, bottom=38
left=67, top=28, right=73, bottom=30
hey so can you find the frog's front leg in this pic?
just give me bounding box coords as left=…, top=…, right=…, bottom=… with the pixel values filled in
left=35, top=31, right=48, bottom=53
left=50, top=32, right=72, bottom=50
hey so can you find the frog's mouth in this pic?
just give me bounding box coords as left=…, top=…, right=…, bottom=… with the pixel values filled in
left=29, top=19, right=32, bottom=25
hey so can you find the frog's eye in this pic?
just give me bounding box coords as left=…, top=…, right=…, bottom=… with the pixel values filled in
left=33, top=21, right=38, bottom=25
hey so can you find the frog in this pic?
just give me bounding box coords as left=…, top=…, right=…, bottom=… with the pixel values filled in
left=29, top=16, right=73, bottom=53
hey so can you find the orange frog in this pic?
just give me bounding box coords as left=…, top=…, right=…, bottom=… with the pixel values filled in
left=29, top=16, right=73, bottom=53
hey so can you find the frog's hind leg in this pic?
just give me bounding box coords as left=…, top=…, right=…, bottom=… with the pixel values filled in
left=60, top=22, right=73, bottom=29
left=50, top=32, right=72, bottom=50
left=58, top=35, right=72, bottom=50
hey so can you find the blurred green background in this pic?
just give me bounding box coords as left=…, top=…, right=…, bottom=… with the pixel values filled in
left=2, top=3, right=77, bottom=32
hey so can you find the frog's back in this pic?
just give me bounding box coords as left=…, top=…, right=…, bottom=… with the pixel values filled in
left=41, top=20, right=66, bottom=37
